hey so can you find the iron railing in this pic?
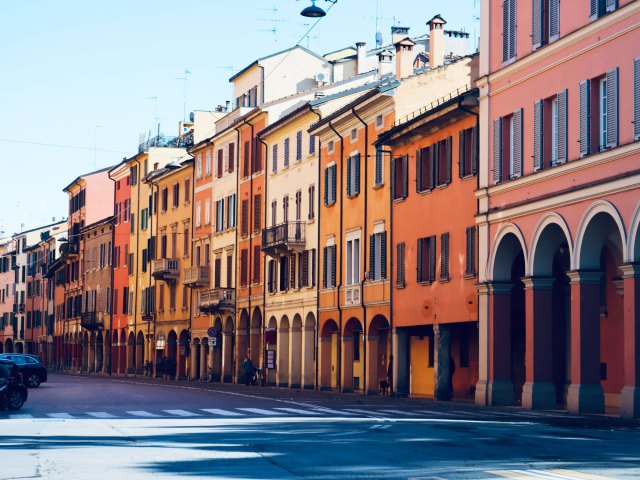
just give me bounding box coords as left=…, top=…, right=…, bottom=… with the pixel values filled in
left=262, top=221, right=306, bottom=252
left=138, top=133, right=194, bottom=153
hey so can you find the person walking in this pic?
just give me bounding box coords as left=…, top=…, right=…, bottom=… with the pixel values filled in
left=241, top=355, right=254, bottom=385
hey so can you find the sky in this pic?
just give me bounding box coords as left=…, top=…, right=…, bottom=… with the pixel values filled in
left=0, top=0, right=478, bottom=237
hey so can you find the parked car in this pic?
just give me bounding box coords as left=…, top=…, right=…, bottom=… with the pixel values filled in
left=0, top=359, right=28, bottom=410
left=0, top=354, right=47, bottom=388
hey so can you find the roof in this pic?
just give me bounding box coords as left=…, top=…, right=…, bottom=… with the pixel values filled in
left=81, top=216, right=114, bottom=234
left=62, top=165, right=114, bottom=192
left=12, top=220, right=67, bottom=239
left=229, top=45, right=326, bottom=82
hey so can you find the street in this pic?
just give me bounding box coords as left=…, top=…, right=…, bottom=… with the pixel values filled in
left=1, top=374, right=639, bottom=480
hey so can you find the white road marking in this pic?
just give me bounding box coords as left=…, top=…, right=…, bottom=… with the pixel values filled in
left=378, top=409, right=416, bottom=416
left=87, top=412, right=116, bottom=419
left=46, top=413, right=75, bottom=419
left=200, top=408, right=245, bottom=416
left=415, top=410, right=443, bottom=416
left=307, top=407, right=353, bottom=415
left=163, top=409, right=201, bottom=417
left=8, top=414, right=34, bottom=419
left=274, top=407, right=323, bottom=415
left=237, top=408, right=286, bottom=416
left=126, top=410, right=162, bottom=417
left=489, top=470, right=615, bottom=480
left=342, top=408, right=385, bottom=416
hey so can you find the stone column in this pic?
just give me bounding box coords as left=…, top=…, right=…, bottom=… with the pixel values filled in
left=221, top=332, right=233, bottom=383
left=485, top=282, right=515, bottom=406
left=365, top=335, right=379, bottom=395
left=276, top=327, right=289, bottom=387
left=301, top=324, right=315, bottom=389
left=620, top=264, right=640, bottom=418
left=393, top=328, right=408, bottom=397
left=319, top=336, right=332, bottom=390
left=341, top=335, right=354, bottom=393
left=289, top=323, right=302, bottom=389
left=189, top=340, right=198, bottom=380
left=434, top=324, right=452, bottom=401
left=522, top=276, right=556, bottom=409
left=566, top=271, right=605, bottom=414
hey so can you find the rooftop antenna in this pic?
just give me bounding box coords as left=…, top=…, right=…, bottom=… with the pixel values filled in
left=175, top=69, right=191, bottom=122
left=375, top=0, right=384, bottom=47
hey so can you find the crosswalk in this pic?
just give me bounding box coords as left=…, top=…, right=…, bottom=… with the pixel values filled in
left=2, top=405, right=521, bottom=421
left=489, top=469, right=615, bottom=479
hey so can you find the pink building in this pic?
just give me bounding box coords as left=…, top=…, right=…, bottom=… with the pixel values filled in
left=476, top=0, right=640, bottom=418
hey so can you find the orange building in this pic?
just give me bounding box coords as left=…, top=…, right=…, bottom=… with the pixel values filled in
left=377, top=86, right=480, bottom=399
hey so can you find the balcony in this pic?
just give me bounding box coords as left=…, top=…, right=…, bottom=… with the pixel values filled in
left=262, top=221, right=306, bottom=256
left=342, top=284, right=361, bottom=307
left=152, top=258, right=180, bottom=281
left=138, top=134, right=193, bottom=153
left=61, top=242, right=79, bottom=257
left=183, top=266, right=210, bottom=288
left=12, top=303, right=25, bottom=314
left=200, top=288, right=235, bottom=313
left=81, top=311, right=104, bottom=331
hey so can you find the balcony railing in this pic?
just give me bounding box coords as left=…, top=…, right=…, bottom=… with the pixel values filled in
left=200, top=288, right=235, bottom=313
left=152, top=258, right=180, bottom=281
left=343, top=284, right=361, bottom=307
left=262, top=221, right=306, bottom=256
left=138, top=133, right=193, bottom=153
left=80, top=311, right=104, bottom=330
left=61, top=242, right=79, bottom=256
left=183, top=266, right=210, bottom=287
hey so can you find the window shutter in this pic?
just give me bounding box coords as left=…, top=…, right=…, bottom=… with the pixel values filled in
left=429, top=236, right=436, bottom=282
left=493, top=117, right=503, bottom=184
left=323, top=246, right=328, bottom=288
left=502, top=0, right=510, bottom=62
left=296, top=131, right=302, bottom=161
left=416, top=148, right=423, bottom=191
left=512, top=109, right=523, bottom=178
left=267, top=260, right=273, bottom=293
left=635, top=58, right=640, bottom=141
left=324, top=167, right=329, bottom=205
left=431, top=144, right=439, bottom=188
left=330, top=245, right=337, bottom=288
left=369, top=234, right=375, bottom=280
left=557, top=89, right=568, bottom=163
left=532, top=0, right=543, bottom=49
left=458, top=131, right=464, bottom=178
left=241, top=200, right=248, bottom=236
left=272, top=144, right=278, bottom=173
left=417, top=238, right=423, bottom=282
left=354, top=153, right=361, bottom=195
left=380, top=231, right=387, bottom=279
left=402, top=155, right=408, bottom=198
left=217, top=149, right=223, bottom=177
left=606, top=68, right=618, bottom=149
left=440, top=233, right=450, bottom=280
left=579, top=80, right=591, bottom=157
left=605, top=0, right=616, bottom=13
left=311, top=249, right=316, bottom=287
left=240, top=249, right=248, bottom=286
left=284, top=138, right=290, bottom=168
left=466, top=226, right=476, bottom=276
left=375, top=149, right=383, bottom=185
left=346, top=155, right=352, bottom=196
left=590, top=0, right=597, bottom=20
left=445, top=136, right=452, bottom=184
left=309, top=135, right=315, bottom=155
left=396, top=242, right=405, bottom=287
left=228, top=143, right=235, bottom=172
left=331, top=165, right=337, bottom=204
left=549, top=0, right=559, bottom=39
left=509, top=0, right=516, bottom=59
left=301, top=250, right=309, bottom=287
left=253, top=195, right=261, bottom=232
left=533, top=100, right=543, bottom=171
left=290, top=254, right=296, bottom=289
left=471, top=124, right=479, bottom=175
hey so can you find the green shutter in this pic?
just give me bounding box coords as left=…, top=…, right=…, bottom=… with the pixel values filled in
left=347, top=155, right=352, bottom=197
left=354, top=153, right=360, bottom=195
left=381, top=231, right=387, bottom=279
left=323, top=246, right=328, bottom=288
left=416, top=149, right=422, bottom=191
left=369, top=234, right=375, bottom=280
left=331, top=245, right=337, bottom=288
left=324, top=167, right=329, bottom=205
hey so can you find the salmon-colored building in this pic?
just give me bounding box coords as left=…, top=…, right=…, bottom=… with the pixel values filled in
left=476, top=0, right=640, bottom=418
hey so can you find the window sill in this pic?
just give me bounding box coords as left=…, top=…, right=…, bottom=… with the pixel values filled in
left=346, top=193, right=360, bottom=199
left=372, top=183, right=384, bottom=190
left=307, top=217, right=315, bottom=224
left=418, top=280, right=433, bottom=286
left=392, top=197, right=406, bottom=204
left=461, top=174, right=476, bottom=181
left=438, top=277, right=450, bottom=283
left=464, top=273, right=476, bottom=280
left=170, top=308, right=176, bottom=312
left=417, top=188, right=432, bottom=196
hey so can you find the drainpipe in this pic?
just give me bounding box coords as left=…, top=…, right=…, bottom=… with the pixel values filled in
left=132, top=157, right=143, bottom=376
left=148, top=174, right=159, bottom=376
left=310, top=106, right=322, bottom=390
left=257, top=134, right=269, bottom=373
left=241, top=117, right=256, bottom=366
left=328, top=120, right=344, bottom=391
left=233, top=125, right=242, bottom=383
left=187, top=158, right=195, bottom=381
left=352, top=107, right=368, bottom=395
left=107, top=169, right=117, bottom=375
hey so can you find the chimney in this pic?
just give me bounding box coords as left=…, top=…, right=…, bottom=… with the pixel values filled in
left=391, top=25, right=410, bottom=45
left=356, top=41, right=367, bottom=75
left=225, top=100, right=230, bottom=111
left=427, top=14, right=447, bottom=69
left=395, top=38, right=416, bottom=80
left=154, top=162, right=159, bottom=171
left=377, top=48, right=394, bottom=79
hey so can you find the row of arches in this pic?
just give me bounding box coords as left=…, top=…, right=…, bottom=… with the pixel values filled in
left=484, top=200, right=640, bottom=417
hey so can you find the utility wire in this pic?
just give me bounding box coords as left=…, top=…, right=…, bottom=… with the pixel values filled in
left=0, top=137, right=129, bottom=155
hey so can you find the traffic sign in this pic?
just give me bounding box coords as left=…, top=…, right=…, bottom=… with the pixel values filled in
left=207, top=327, right=217, bottom=337
left=208, top=337, right=217, bottom=347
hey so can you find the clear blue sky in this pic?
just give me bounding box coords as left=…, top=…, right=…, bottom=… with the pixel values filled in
left=0, top=0, right=478, bottom=236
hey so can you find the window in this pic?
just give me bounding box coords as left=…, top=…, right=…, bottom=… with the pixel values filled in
left=309, top=134, right=315, bottom=155
left=374, top=149, right=384, bottom=186
left=375, top=114, right=384, bottom=129
left=465, top=226, right=477, bottom=277
left=416, top=146, right=433, bottom=192
left=346, top=154, right=361, bottom=197
left=115, top=203, right=121, bottom=225
left=183, top=226, right=189, bottom=257
left=502, top=0, right=516, bottom=63
left=204, top=198, right=211, bottom=225
left=195, top=202, right=202, bottom=227
left=417, top=236, right=436, bottom=283
left=327, top=140, right=334, bottom=153
left=268, top=259, right=277, bottom=293
left=254, top=140, right=262, bottom=173
left=243, top=140, right=250, bottom=177
left=296, top=130, right=302, bottom=162
left=590, top=0, right=617, bottom=21
left=440, top=233, right=450, bottom=281
left=253, top=194, right=261, bottom=232
left=272, top=144, right=278, bottom=173
left=226, top=254, right=233, bottom=287
left=161, top=188, right=168, bottom=212
left=228, top=143, right=235, bottom=172
left=436, top=137, right=452, bottom=187
left=184, top=178, right=191, bottom=203
left=169, top=284, right=176, bottom=310
left=283, top=195, right=289, bottom=223
left=579, top=69, right=618, bottom=157
left=123, top=199, right=130, bottom=222
left=300, top=250, right=310, bottom=287
left=295, top=190, right=302, bottom=222
left=253, top=245, right=261, bottom=284
left=206, top=151, right=212, bottom=177
left=279, top=255, right=289, bottom=291
left=157, top=284, right=164, bottom=312
left=324, top=165, right=337, bottom=205
left=216, top=149, right=223, bottom=177
left=350, top=128, right=358, bottom=142
left=173, top=183, right=180, bottom=207
left=228, top=194, right=237, bottom=228
left=196, top=155, right=202, bottom=179
left=241, top=200, right=249, bottom=237
left=323, top=245, right=337, bottom=288
left=308, top=184, right=315, bottom=220
left=369, top=231, right=387, bottom=281
left=392, top=155, right=408, bottom=200
left=532, top=0, right=560, bottom=49
left=459, top=126, right=479, bottom=177
left=284, top=138, right=290, bottom=168
left=534, top=90, right=567, bottom=170
left=271, top=200, right=277, bottom=227
left=493, top=109, right=523, bottom=184
left=396, top=242, right=406, bottom=287
left=214, top=257, right=221, bottom=288
left=346, top=237, right=360, bottom=285
left=130, top=165, right=138, bottom=186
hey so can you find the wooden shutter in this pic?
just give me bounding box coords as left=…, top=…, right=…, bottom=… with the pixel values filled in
left=417, top=238, right=423, bottom=282
left=396, top=242, right=405, bottom=287
left=290, top=254, right=296, bottom=289
left=217, top=149, right=223, bottom=177
left=590, top=0, right=597, bottom=20
left=471, top=124, right=479, bottom=175
left=369, top=234, right=376, bottom=280
left=346, top=155, right=352, bottom=197
left=330, top=245, right=337, bottom=287
left=267, top=260, right=273, bottom=293
left=493, top=117, right=503, bottom=184
left=324, top=167, right=329, bottom=205
left=253, top=194, right=261, bottom=232
left=635, top=58, right=640, bottom=141
left=214, top=258, right=221, bottom=288
left=416, top=149, right=423, bottom=191
left=284, top=138, right=290, bottom=168
left=354, top=153, right=361, bottom=195
left=375, top=149, right=383, bottom=185
left=226, top=254, right=232, bottom=287
left=458, top=131, right=465, bottom=178
left=606, top=68, right=618, bottom=149
left=512, top=109, right=523, bottom=178
left=440, top=233, right=450, bottom=280
left=445, top=136, right=452, bottom=184
left=253, top=245, right=261, bottom=284
left=509, top=0, right=516, bottom=59
left=380, top=231, right=387, bottom=279
left=240, top=249, right=248, bottom=286
left=228, top=143, right=235, bottom=172
left=466, top=226, right=476, bottom=276
left=323, top=246, right=328, bottom=288
left=272, top=144, right=277, bottom=173
left=606, top=0, right=616, bottom=13
left=557, top=89, right=568, bottom=163
left=549, top=0, right=559, bottom=40
left=301, top=250, right=309, bottom=287
left=579, top=80, right=591, bottom=157
left=428, top=236, right=436, bottom=282
left=533, top=100, right=544, bottom=171
left=402, top=155, right=408, bottom=198
left=296, top=131, right=302, bottom=161
left=331, top=165, right=337, bottom=204
left=243, top=140, right=250, bottom=177
left=502, top=0, right=510, bottom=62
left=241, top=199, right=249, bottom=237
left=532, top=0, right=543, bottom=49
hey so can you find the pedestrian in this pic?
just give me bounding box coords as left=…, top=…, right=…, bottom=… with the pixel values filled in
left=241, top=355, right=254, bottom=385
left=449, top=356, right=456, bottom=399
left=387, top=354, right=393, bottom=396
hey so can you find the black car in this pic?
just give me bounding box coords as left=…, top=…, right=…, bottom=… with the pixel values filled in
left=0, top=359, right=28, bottom=410
left=0, top=354, right=47, bottom=388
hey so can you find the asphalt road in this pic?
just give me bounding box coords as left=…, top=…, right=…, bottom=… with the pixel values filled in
left=0, top=374, right=639, bottom=480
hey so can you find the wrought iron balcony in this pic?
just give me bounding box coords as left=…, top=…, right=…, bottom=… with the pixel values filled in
left=61, top=242, right=79, bottom=257
left=183, top=266, right=210, bottom=287
left=138, top=134, right=193, bottom=153
left=152, top=258, right=180, bottom=281
left=262, top=221, right=306, bottom=256
left=200, top=288, right=235, bottom=313
left=81, top=311, right=104, bottom=331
